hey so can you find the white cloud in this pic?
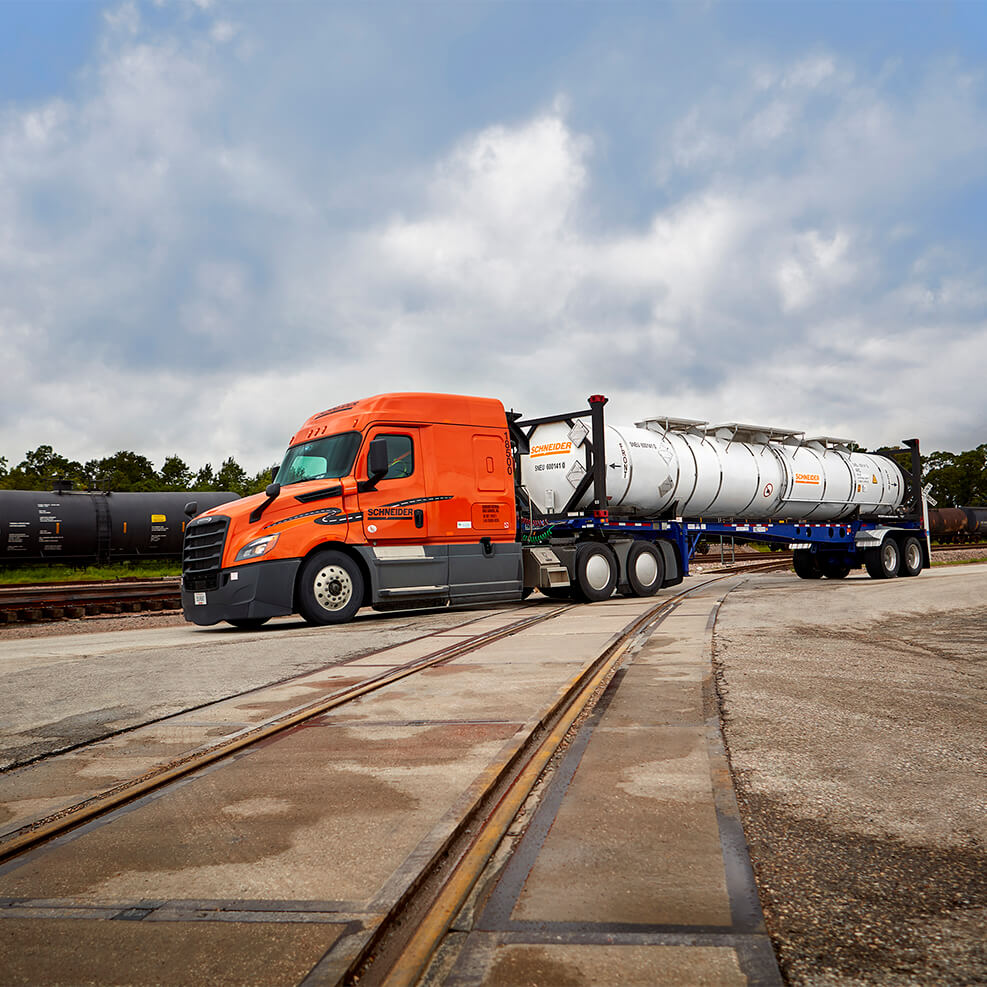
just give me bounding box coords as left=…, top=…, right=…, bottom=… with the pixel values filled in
left=1, top=11, right=986, bottom=477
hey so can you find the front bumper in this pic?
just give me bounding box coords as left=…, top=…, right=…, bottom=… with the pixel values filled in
left=181, top=558, right=301, bottom=626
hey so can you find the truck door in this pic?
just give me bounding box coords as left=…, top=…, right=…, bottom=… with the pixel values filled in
left=358, top=428, right=449, bottom=602
left=358, top=430, right=429, bottom=542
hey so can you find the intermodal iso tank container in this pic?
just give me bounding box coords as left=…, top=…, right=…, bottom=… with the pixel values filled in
left=521, top=417, right=905, bottom=521
left=0, top=490, right=238, bottom=564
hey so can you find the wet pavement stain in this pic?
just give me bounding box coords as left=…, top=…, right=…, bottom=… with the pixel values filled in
left=488, top=948, right=587, bottom=987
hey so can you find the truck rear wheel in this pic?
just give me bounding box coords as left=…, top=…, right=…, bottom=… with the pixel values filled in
left=297, top=550, right=364, bottom=624
left=573, top=543, right=617, bottom=602
left=864, top=539, right=900, bottom=579
left=792, top=550, right=822, bottom=579
left=625, top=541, right=664, bottom=596
left=900, top=536, right=923, bottom=577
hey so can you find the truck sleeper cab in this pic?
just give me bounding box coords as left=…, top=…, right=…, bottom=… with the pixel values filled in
left=181, top=393, right=523, bottom=627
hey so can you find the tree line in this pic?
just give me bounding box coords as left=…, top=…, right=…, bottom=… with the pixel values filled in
left=1, top=442, right=985, bottom=506
left=0, top=446, right=277, bottom=498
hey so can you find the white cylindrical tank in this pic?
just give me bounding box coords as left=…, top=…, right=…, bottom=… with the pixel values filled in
left=521, top=417, right=905, bottom=521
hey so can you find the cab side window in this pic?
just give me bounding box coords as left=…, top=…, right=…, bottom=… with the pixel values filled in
left=375, top=434, right=414, bottom=480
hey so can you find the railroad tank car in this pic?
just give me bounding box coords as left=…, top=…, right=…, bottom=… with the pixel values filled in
left=928, top=507, right=967, bottom=542
left=521, top=417, right=905, bottom=521
left=0, top=489, right=238, bottom=565
left=962, top=506, right=987, bottom=538
left=928, top=506, right=987, bottom=543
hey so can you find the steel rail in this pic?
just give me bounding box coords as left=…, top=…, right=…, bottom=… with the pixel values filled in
left=362, top=574, right=740, bottom=987
left=0, top=603, right=570, bottom=865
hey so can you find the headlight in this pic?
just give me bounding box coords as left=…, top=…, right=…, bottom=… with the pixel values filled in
left=234, top=534, right=280, bottom=561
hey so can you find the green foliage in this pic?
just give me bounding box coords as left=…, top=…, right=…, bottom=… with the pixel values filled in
left=159, top=455, right=194, bottom=490
left=0, top=560, right=182, bottom=584
left=0, top=444, right=277, bottom=495
left=923, top=444, right=987, bottom=507
left=246, top=464, right=280, bottom=496
left=215, top=457, right=249, bottom=497
left=88, top=450, right=159, bottom=492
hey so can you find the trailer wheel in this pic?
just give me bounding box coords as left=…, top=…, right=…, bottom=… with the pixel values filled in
left=864, top=539, right=900, bottom=579
left=792, top=550, right=822, bottom=579
left=625, top=541, right=664, bottom=596
left=900, top=536, right=923, bottom=577
left=226, top=617, right=270, bottom=630
left=297, top=550, right=364, bottom=624
left=819, top=557, right=851, bottom=579
left=573, top=543, right=618, bottom=602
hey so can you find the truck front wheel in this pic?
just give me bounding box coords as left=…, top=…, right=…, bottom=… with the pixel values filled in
left=574, top=543, right=618, bottom=602
left=297, top=550, right=364, bottom=624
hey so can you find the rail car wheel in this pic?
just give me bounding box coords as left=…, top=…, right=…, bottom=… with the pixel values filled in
left=792, top=550, right=822, bottom=579
left=573, top=543, right=618, bottom=602
left=625, top=541, right=664, bottom=596
left=900, top=536, right=923, bottom=577
left=864, top=539, right=900, bottom=579
left=297, top=550, right=364, bottom=624
left=226, top=617, right=271, bottom=630
left=819, top=557, right=852, bottom=579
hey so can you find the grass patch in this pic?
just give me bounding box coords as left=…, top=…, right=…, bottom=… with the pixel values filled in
left=0, top=561, right=181, bottom=584
left=931, top=556, right=987, bottom=567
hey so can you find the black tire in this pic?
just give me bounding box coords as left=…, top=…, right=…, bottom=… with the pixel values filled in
left=864, top=539, right=900, bottom=579
left=226, top=617, right=271, bottom=630
left=573, top=542, right=618, bottom=602
left=297, top=549, right=364, bottom=624
left=792, top=550, right=822, bottom=579
left=819, top=557, right=852, bottom=579
left=900, top=536, right=923, bottom=577
left=625, top=541, right=664, bottom=596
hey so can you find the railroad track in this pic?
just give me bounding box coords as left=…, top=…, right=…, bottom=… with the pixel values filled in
left=0, top=571, right=778, bottom=985
left=0, top=577, right=181, bottom=623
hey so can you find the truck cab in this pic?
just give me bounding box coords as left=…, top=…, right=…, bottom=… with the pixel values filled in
left=181, top=393, right=523, bottom=627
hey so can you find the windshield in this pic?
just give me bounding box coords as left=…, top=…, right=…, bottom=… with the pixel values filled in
left=274, top=431, right=361, bottom=486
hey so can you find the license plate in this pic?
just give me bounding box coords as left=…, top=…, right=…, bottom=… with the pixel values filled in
left=194, top=592, right=207, bottom=606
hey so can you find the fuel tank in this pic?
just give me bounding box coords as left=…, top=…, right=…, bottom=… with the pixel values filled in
left=520, top=417, right=906, bottom=521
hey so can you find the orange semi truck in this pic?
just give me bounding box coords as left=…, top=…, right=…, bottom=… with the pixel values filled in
left=181, top=391, right=928, bottom=628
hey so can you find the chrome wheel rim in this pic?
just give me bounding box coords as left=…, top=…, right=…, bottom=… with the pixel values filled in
left=313, top=564, right=353, bottom=611
left=635, top=552, right=658, bottom=588
left=584, top=553, right=612, bottom=591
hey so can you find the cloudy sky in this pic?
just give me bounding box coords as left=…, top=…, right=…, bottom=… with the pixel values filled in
left=1, top=0, right=985, bottom=476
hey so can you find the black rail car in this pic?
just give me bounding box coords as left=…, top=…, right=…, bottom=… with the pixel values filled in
left=928, top=506, right=987, bottom=543
left=0, top=489, right=238, bottom=565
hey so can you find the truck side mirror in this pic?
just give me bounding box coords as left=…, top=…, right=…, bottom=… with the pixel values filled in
left=363, top=438, right=390, bottom=491
left=265, top=482, right=281, bottom=499
left=184, top=501, right=198, bottom=518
